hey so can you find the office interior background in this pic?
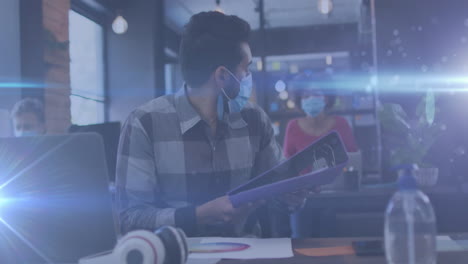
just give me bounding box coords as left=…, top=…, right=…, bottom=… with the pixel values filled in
left=1, top=0, right=468, bottom=240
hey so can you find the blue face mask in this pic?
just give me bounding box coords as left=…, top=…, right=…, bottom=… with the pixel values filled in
left=218, top=69, right=253, bottom=120
left=301, top=97, right=326, bottom=117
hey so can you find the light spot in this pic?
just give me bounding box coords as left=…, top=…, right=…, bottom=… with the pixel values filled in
left=275, top=80, right=286, bottom=93
left=279, top=91, right=289, bottom=100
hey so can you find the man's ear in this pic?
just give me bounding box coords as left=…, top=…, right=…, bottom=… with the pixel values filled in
left=214, top=66, right=229, bottom=91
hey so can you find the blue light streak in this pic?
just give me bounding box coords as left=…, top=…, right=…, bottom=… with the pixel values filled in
left=0, top=83, right=47, bottom=89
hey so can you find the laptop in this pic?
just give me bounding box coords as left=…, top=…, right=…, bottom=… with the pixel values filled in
left=0, top=133, right=117, bottom=263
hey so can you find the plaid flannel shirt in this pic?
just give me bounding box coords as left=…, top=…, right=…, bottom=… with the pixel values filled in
left=116, top=87, right=283, bottom=237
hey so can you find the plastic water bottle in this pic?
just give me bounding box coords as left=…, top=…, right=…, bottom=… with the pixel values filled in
left=384, top=168, right=437, bottom=264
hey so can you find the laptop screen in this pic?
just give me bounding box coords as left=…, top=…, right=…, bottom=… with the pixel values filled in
left=0, top=134, right=117, bottom=263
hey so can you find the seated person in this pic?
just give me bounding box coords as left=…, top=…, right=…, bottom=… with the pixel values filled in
left=11, top=98, right=46, bottom=137
left=116, top=11, right=306, bottom=238
left=283, top=72, right=359, bottom=238
left=283, top=72, right=358, bottom=162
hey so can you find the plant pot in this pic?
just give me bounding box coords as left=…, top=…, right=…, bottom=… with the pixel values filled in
left=413, top=167, right=439, bottom=187
left=397, top=167, right=439, bottom=187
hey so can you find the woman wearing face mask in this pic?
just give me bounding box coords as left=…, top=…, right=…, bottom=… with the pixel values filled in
left=283, top=73, right=358, bottom=162
left=283, top=72, right=358, bottom=238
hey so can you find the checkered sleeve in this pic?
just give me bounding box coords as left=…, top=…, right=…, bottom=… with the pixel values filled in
left=115, top=111, right=197, bottom=235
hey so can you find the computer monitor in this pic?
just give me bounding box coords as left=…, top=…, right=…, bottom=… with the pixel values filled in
left=0, top=133, right=117, bottom=263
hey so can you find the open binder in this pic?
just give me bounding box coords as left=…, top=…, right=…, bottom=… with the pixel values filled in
left=228, top=131, right=349, bottom=207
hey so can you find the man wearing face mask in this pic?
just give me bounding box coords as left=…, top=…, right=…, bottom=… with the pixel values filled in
left=11, top=98, right=46, bottom=137
left=116, top=12, right=306, bottom=237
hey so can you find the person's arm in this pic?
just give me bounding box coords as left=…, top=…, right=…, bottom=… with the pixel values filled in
left=116, top=111, right=253, bottom=236
left=283, top=120, right=297, bottom=159
left=115, top=112, right=196, bottom=236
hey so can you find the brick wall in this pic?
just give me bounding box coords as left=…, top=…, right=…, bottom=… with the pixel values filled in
left=42, top=0, right=71, bottom=134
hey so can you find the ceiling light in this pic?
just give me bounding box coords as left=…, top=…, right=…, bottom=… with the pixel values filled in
left=215, top=0, right=224, bottom=13
left=112, top=15, right=128, bottom=34
left=318, top=0, right=333, bottom=15
left=287, top=100, right=296, bottom=109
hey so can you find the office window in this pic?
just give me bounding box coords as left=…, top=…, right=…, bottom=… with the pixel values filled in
left=164, top=64, right=184, bottom=94
left=69, top=10, right=105, bottom=125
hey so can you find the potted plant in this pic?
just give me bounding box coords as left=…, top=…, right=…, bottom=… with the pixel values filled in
left=378, top=93, right=441, bottom=187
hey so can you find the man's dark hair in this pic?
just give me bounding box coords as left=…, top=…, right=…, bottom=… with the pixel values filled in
left=179, top=11, right=251, bottom=88
left=11, top=98, right=45, bottom=123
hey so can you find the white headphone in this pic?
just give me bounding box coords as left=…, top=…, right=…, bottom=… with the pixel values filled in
left=79, top=226, right=188, bottom=264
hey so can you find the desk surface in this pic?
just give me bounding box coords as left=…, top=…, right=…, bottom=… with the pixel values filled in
left=218, top=237, right=468, bottom=264
left=300, top=186, right=468, bottom=236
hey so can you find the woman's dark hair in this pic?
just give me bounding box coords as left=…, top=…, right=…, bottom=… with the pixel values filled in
left=179, top=11, right=251, bottom=88
left=289, top=71, right=337, bottom=111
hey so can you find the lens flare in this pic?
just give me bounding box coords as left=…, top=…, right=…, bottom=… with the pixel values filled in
left=285, top=73, right=468, bottom=95
left=0, top=135, right=79, bottom=262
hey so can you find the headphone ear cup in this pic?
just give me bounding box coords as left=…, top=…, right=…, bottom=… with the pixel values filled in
left=173, top=228, right=188, bottom=264
left=175, top=228, right=188, bottom=263
left=116, top=230, right=166, bottom=264
left=155, top=226, right=188, bottom=264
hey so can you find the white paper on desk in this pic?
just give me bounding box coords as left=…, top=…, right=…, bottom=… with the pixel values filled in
left=186, top=238, right=221, bottom=263
left=189, top=237, right=293, bottom=259
left=187, top=258, right=220, bottom=264
left=437, top=236, right=465, bottom=252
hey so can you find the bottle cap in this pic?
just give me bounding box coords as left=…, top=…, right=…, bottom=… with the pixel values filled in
left=396, top=164, right=418, bottom=190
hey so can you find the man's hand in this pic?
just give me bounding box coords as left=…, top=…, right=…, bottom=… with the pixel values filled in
left=196, top=196, right=264, bottom=226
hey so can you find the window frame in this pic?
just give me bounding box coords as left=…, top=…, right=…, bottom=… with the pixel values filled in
left=70, top=2, right=110, bottom=122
